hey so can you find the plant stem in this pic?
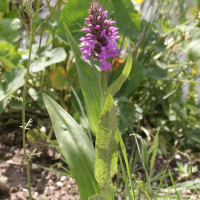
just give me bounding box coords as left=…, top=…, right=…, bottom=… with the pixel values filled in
left=22, top=16, right=35, bottom=200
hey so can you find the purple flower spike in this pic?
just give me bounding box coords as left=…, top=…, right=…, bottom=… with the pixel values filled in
left=79, top=0, right=120, bottom=71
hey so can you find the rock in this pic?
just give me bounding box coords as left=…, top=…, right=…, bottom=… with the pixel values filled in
left=60, top=176, right=68, bottom=182
left=56, top=181, right=63, bottom=187
left=182, top=189, right=192, bottom=195
left=3, top=153, right=13, bottom=160
left=0, top=176, right=9, bottom=195
left=175, top=154, right=181, bottom=160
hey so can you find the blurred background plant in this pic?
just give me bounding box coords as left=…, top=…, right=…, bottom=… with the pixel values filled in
left=0, top=0, right=200, bottom=199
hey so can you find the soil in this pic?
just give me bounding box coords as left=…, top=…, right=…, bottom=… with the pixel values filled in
left=0, top=129, right=80, bottom=200
left=0, top=128, right=200, bottom=200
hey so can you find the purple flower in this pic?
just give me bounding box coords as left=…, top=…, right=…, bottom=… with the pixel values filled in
left=79, top=0, right=120, bottom=71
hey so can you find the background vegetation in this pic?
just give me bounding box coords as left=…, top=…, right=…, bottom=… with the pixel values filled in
left=0, top=0, right=200, bottom=199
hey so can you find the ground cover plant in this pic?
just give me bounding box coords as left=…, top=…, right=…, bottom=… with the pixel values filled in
left=0, top=0, right=200, bottom=199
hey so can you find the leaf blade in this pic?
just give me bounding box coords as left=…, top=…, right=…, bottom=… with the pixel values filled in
left=107, top=52, right=132, bottom=96
left=95, top=95, right=119, bottom=199
left=63, top=23, right=101, bottom=135
left=43, top=94, right=100, bottom=200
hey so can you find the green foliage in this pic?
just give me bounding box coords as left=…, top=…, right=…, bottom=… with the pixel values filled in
left=95, top=95, right=119, bottom=199
left=125, top=61, right=147, bottom=94
left=43, top=94, right=100, bottom=200
left=111, top=0, right=141, bottom=38
left=50, top=66, right=68, bottom=90
left=0, top=41, right=21, bottom=70
left=107, top=52, right=132, bottom=96
left=0, top=67, right=26, bottom=101
left=35, top=11, right=61, bottom=31
left=175, top=162, right=198, bottom=178
left=57, top=0, right=114, bottom=43
left=2, top=0, right=200, bottom=199
left=63, top=23, right=101, bottom=135
left=88, top=194, right=105, bottom=200
left=0, top=0, right=7, bottom=13
left=0, top=18, right=22, bottom=45
left=29, top=45, right=67, bottom=72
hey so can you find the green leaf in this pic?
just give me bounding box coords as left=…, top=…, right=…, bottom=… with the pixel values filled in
left=119, top=154, right=133, bottom=200
left=43, top=94, right=100, bottom=200
left=119, top=133, right=135, bottom=199
left=29, top=46, right=67, bottom=72
left=0, top=67, right=26, bottom=101
left=88, top=194, right=105, bottom=200
left=95, top=95, right=119, bottom=199
left=0, top=41, right=21, bottom=70
left=63, top=23, right=101, bottom=135
left=107, top=52, right=132, bottom=96
left=134, top=134, right=148, bottom=172
left=0, top=0, right=7, bottom=12
left=147, top=65, right=168, bottom=80
left=0, top=18, right=22, bottom=45
left=56, top=0, right=114, bottom=43
left=111, top=0, right=141, bottom=38
left=154, top=37, right=166, bottom=53
left=125, top=61, right=146, bottom=94
left=50, top=66, right=67, bottom=90
left=150, top=132, right=159, bottom=178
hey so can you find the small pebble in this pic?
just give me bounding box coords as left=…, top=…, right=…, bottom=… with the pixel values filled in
left=40, top=126, right=46, bottom=133
left=60, top=176, right=67, bottom=182
left=56, top=181, right=63, bottom=187
left=22, top=188, right=28, bottom=192
left=182, top=189, right=192, bottom=195
left=32, top=163, right=37, bottom=169
left=33, top=192, right=39, bottom=198
left=48, top=179, right=54, bottom=185
left=175, top=154, right=181, bottom=160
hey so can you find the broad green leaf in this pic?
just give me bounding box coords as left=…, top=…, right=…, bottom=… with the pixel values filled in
left=0, top=0, right=7, bottom=12
left=56, top=0, right=114, bottom=43
left=63, top=23, right=101, bottom=135
left=0, top=18, right=22, bottom=45
left=0, top=41, right=21, bottom=70
left=43, top=94, right=100, bottom=200
left=107, top=52, right=132, bottom=97
left=111, top=0, right=141, bottom=38
left=30, top=46, right=67, bottom=72
left=50, top=66, right=67, bottom=90
left=147, top=65, right=168, bottom=80
left=95, top=95, right=119, bottom=199
left=150, top=132, right=159, bottom=178
left=119, top=133, right=135, bottom=199
left=88, top=194, right=105, bottom=200
left=125, top=61, right=146, bottom=94
left=0, top=67, right=26, bottom=101
left=154, top=37, right=166, bottom=53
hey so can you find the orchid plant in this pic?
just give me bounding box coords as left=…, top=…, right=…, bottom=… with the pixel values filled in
left=43, top=1, right=133, bottom=199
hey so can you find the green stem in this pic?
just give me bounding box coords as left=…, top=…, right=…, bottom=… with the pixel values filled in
left=22, top=17, right=35, bottom=200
